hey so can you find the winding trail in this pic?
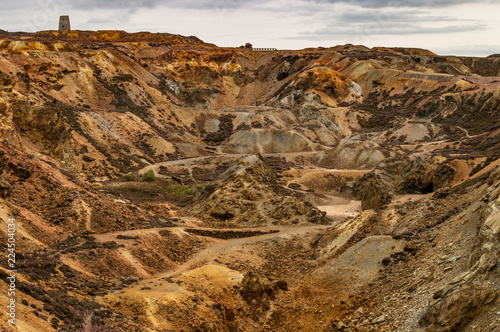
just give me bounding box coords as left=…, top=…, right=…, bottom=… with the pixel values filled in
left=157, top=224, right=332, bottom=279
left=104, top=223, right=333, bottom=293
left=138, top=151, right=320, bottom=176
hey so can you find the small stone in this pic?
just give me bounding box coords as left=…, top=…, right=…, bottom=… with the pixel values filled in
left=448, top=255, right=462, bottom=263
left=82, top=154, right=96, bottom=162
left=477, top=252, right=498, bottom=273
left=372, top=315, right=386, bottom=324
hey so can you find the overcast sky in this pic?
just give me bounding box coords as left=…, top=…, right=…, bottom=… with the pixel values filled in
left=1, top=0, right=499, bottom=56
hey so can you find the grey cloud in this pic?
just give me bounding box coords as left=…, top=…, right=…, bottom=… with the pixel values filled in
left=309, top=22, right=486, bottom=37
left=292, top=5, right=487, bottom=41
left=333, top=10, right=465, bottom=24
left=68, top=0, right=159, bottom=10
left=66, top=0, right=496, bottom=10
left=67, top=0, right=251, bottom=10
left=7, top=0, right=493, bottom=17
left=2, top=0, right=496, bottom=14
left=314, top=0, right=496, bottom=8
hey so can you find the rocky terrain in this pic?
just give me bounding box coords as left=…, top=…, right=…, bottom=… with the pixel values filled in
left=0, top=30, right=499, bottom=331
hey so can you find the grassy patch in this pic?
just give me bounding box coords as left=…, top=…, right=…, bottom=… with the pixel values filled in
left=102, top=179, right=207, bottom=205
left=143, top=169, right=156, bottom=182
left=122, top=173, right=136, bottom=181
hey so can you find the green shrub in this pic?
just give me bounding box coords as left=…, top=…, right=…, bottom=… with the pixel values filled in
left=143, top=170, right=156, bottom=182
left=166, top=183, right=206, bottom=198
left=195, top=183, right=207, bottom=190
left=123, top=173, right=136, bottom=181
left=167, top=184, right=194, bottom=197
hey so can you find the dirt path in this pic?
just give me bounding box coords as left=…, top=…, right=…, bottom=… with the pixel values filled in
left=138, top=151, right=321, bottom=176
left=168, top=224, right=331, bottom=273
left=108, top=223, right=332, bottom=293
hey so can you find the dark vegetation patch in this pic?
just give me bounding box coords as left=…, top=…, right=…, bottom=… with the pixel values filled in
left=185, top=228, right=279, bottom=239
left=191, top=163, right=231, bottom=182
left=61, top=239, right=124, bottom=254
left=158, top=166, right=192, bottom=184
left=338, top=49, right=401, bottom=62
left=94, top=70, right=148, bottom=117
left=27, top=99, right=147, bottom=173
left=13, top=252, right=60, bottom=282
left=11, top=175, right=148, bottom=232
left=203, top=114, right=235, bottom=145
left=436, top=110, right=500, bottom=159
left=262, top=156, right=294, bottom=174
left=356, top=89, right=417, bottom=129
left=0, top=244, right=133, bottom=330
left=116, top=234, right=139, bottom=240
left=111, top=74, right=135, bottom=83
left=153, top=230, right=207, bottom=263
left=434, top=92, right=500, bottom=136
left=178, top=82, right=219, bottom=106
left=14, top=281, right=116, bottom=331
left=471, top=57, right=500, bottom=76
left=288, top=183, right=303, bottom=190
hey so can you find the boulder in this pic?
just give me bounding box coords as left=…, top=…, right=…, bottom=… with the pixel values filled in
left=353, top=171, right=393, bottom=210
left=419, top=284, right=497, bottom=332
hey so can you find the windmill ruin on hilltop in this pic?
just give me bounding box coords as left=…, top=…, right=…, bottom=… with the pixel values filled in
left=59, top=16, right=71, bottom=32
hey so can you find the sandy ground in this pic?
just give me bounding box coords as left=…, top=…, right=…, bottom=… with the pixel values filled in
left=392, top=193, right=433, bottom=204
left=317, top=195, right=361, bottom=221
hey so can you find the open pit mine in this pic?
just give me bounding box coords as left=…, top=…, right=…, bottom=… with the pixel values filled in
left=0, top=29, right=499, bottom=331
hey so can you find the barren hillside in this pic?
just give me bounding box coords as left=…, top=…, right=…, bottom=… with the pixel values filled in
left=0, top=30, right=498, bottom=331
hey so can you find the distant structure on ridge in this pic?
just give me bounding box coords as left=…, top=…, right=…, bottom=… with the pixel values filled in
left=59, top=16, right=71, bottom=31
left=239, top=43, right=277, bottom=52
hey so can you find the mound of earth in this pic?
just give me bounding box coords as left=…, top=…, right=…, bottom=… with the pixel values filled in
left=313, top=235, right=405, bottom=291
left=222, top=128, right=322, bottom=154
left=192, top=155, right=328, bottom=226
left=269, top=67, right=362, bottom=107
left=315, top=137, right=399, bottom=170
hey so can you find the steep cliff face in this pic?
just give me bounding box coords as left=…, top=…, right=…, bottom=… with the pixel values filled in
left=0, top=31, right=500, bottom=332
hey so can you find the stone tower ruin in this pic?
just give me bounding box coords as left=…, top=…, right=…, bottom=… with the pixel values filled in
left=59, top=16, right=71, bottom=31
